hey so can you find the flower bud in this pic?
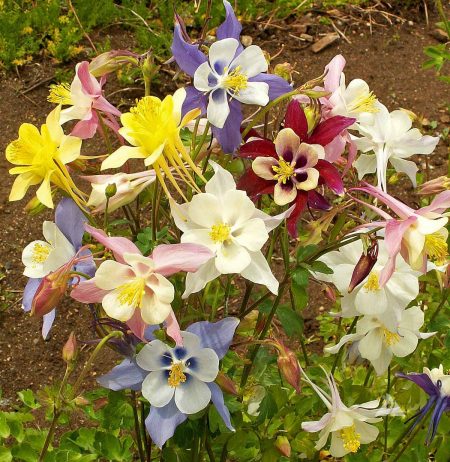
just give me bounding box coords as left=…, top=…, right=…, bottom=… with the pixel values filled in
left=275, top=435, right=291, bottom=457
left=274, top=62, right=294, bottom=81
left=303, top=104, right=322, bottom=134
left=62, top=332, right=77, bottom=362
left=73, top=395, right=89, bottom=406
left=89, top=50, right=139, bottom=77
left=142, top=55, right=159, bottom=82
left=25, top=189, right=56, bottom=215
left=273, top=340, right=301, bottom=393
left=215, top=372, right=239, bottom=396
left=323, top=284, right=337, bottom=303
left=105, top=183, right=117, bottom=198
left=418, top=176, right=450, bottom=195
left=348, top=239, right=378, bottom=293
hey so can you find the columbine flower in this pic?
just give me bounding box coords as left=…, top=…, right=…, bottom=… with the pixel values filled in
left=48, top=61, right=121, bottom=139
left=397, top=365, right=450, bottom=445
left=21, top=198, right=95, bottom=338
left=301, top=367, right=396, bottom=457
left=83, top=170, right=156, bottom=213
left=237, top=101, right=352, bottom=236
left=326, top=307, right=435, bottom=375
left=352, top=103, right=439, bottom=191
left=314, top=239, right=420, bottom=318
left=353, top=184, right=449, bottom=284
left=100, top=88, right=203, bottom=199
left=98, top=318, right=239, bottom=447
left=6, top=106, right=85, bottom=208
left=170, top=162, right=292, bottom=297
left=171, top=0, right=292, bottom=153
left=71, top=225, right=212, bottom=333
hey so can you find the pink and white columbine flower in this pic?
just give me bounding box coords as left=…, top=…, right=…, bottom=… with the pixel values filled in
left=48, top=61, right=121, bottom=139
left=71, top=225, right=213, bottom=341
left=353, top=184, right=449, bottom=285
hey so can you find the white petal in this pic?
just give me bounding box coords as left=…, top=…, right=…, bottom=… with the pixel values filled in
left=390, top=330, right=418, bottom=357
left=102, top=289, right=136, bottom=321
left=296, top=168, right=320, bottom=191
left=180, top=331, right=202, bottom=354
left=205, top=161, right=237, bottom=197
left=22, top=240, right=53, bottom=278
left=232, top=218, right=268, bottom=252
left=358, top=328, right=383, bottom=361
left=355, top=420, right=379, bottom=444
left=233, top=81, right=269, bottom=106
left=94, top=260, right=133, bottom=290
left=141, top=370, right=175, bottom=407
left=188, top=193, right=223, bottom=228
left=209, top=38, right=239, bottom=73
left=207, top=89, right=230, bottom=128
left=183, top=260, right=220, bottom=298
left=252, top=157, right=277, bottom=180
left=230, top=45, right=268, bottom=78
left=193, top=62, right=216, bottom=92
left=389, top=157, right=418, bottom=187
left=215, top=241, right=251, bottom=274
left=240, top=250, right=279, bottom=294
left=353, top=153, right=377, bottom=180
left=174, top=376, right=211, bottom=414
left=136, top=340, right=172, bottom=371
left=185, top=348, right=219, bottom=382
left=140, top=290, right=173, bottom=325
left=223, top=189, right=258, bottom=227
left=354, top=286, right=388, bottom=315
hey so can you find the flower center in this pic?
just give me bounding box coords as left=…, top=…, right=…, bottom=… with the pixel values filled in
left=168, top=362, right=187, bottom=388
left=47, top=83, right=73, bottom=105
left=272, top=158, right=295, bottom=184
left=340, top=425, right=361, bottom=453
left=363, top=272, right=380, bottom=292
left=223, top=66, right=248, bottom=94
left=116, top=278, right=146, bottom=308
left=31, top=243, right=51, bottom=264
left=347, top=91, right=378, bottom=114
left=383, top=328, right=401, bottom=346
left=209, top=223, right=231, bottom=243
left=424, top=232, right=448, bottom=264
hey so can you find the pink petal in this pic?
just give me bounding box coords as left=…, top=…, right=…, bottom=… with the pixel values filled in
left=166, top=310, right=183, bottom=346
left=308, top=116, right=355, bottom=147
left=127, top=309, right=147, bottom=341
left=77, top=61, right=101, bottom=96
left=85, top=224, right=141, bottom=263
left=152, top=243, right=213, bottom=276
left=316, top=159, right=344, bottom=195
left=70, top=279, right=108, bottom=303
left=237, top=169, right=275, bottom=199
left=93, top=95, right=121, bottom=117
left=238, top=139, right=277, bottom=159
left=324, top=134, right=346, bottom=163
left=284, top=100, right=308, bottom=140
left=324, top=54, right=346, bottom=92
left=342, top=135, right=358, bottom=174
left=287, top=192, right=308, bottom=237
left=71, top=110, right=98, bottom=139
left=419, top=190, right=450, bottom=216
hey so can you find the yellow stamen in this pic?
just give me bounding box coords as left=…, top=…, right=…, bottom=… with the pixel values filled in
left=209, top=223, right=231, bottom=243
left=347, top=91, right=378, bottom=114
left=168, top=363, right=186, bottom=387
left=272, top=158, right=295, bottom=184
left=47, top=83, right=72, bottom=105
left=340, top=425, right=361, bottom=453
left=32, top=243, right=51, bottom=263
left=117, top=278, right=146, bottom=308
left=424, top=232, right=448, bottom=265
left=363, top=272, right=380, bottom=292
left=223, top=66, right=248, bottom=94
left=383, top=328, right=401, bottom=346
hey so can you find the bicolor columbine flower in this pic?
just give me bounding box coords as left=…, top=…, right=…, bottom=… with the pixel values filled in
left=71, top=225, right=212, bottom=333
left=83, top=170, right=157, bottom=213
left=170, top=162, right=292, bottom=297
left=48, top=61, right=121, bottom=139
left=21, top=198, right=95, bottom=338
left=326, top=306, right=435, bottom=375
left=314, top=239, right=420, bottom=318
left=397, top=365, right=450, bottom=445
left=98, top=318, right=239, bottom=447
left=352, top=184, right=449, bottom=284
left=352, top=103, right=439, bottom=191
left=100, top=88, right=203, bottom=200
left=301, top=367, right=397, bottom=457
left=171, top=0, right=292, bottom=153
left=6, top=105, right=85, bottom=208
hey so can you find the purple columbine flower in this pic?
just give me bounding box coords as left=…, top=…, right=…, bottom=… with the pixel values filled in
left=171, top=0, right=292, bottom=154
left=397, top=365, right=450, bottom=445
left=21, top=198, right=96, bottom=338
left=98, top=317, right=239, bottom=448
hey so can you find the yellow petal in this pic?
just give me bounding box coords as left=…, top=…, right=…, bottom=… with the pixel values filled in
left=6, top=123, right=41, bottom=165
left=36, top=171, right=55, bottom=208
left=45, top=105, right=64, bottom=144
left=9, top=172, right=41, bottom=201
left=101, top=145, right=147, bottom=170
left=58, top=135, right=82, bottom=164
left=180, top=108, right=202, bottom=128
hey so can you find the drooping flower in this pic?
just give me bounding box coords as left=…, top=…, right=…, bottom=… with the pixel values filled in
left=352, top=103, right=439, bottom=191
left=326, top=306, right=435, bottom=375
left=6, top=106, right=85, bottom=208
left=314, top=239, right=420, bottom=318
left=301, top=367, right=398, bottom=457
left=171, top=0, right=292, bottom=153
left=100, top=88, right=203, bottom=199
left=397, top=365, right=450, bottom=445
left=71, top=225, right=212, bottom=338
left=21, top=198, right=95, bottom=338
left=98, top=318, right=239, bottom=447
left=48, top=61, right=121, bottom=139
left=352, top=184, right=449, bottom=284
left=170, top=162, right=292, bottom=297
left=83, top=170, right=156, bottom=213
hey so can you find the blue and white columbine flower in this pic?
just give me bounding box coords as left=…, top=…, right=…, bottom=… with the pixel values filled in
left=98, top=318, right=239, bottom=447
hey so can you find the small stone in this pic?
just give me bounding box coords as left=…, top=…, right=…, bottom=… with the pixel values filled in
left=300, top=33, right=314, bottom=42
left=241, top=35, right=252, bottom=47
left=430, top=28, right=449, bottom=43
left=311, top=33, right=339, bottom=53
left=408, top=20, right=414, bottom=26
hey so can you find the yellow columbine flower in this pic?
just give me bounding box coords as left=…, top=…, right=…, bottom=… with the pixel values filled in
left=6, top=105, right=86, bottom=209
left=100, top=88, right=203, bottom=200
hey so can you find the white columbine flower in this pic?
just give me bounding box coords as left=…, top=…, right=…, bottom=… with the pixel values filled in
left=315, top=239, right=420, bottom=318
left=352, top=103, right=439, bottom=191
left=171, top=162, right=292, bottom=297
left=137, top=332, right=219, bottom=414
left=301, top=367, right=397, bottom=458
left=326, top=306, right=435, bottom=375
left=22, top=221, right=76, bottom=279
left=193, top=38, right=269, bottom=128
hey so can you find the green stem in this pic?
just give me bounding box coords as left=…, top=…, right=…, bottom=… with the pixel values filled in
left=151, top=182, right=160, bottom=243
left=223, top=275, right=232, bottom=317
left=363, top=367, right=373, bottom=387
left=103, top=196, right=110, bottom=231
left=330, top=317, right=359, bottom=375
left=389, top=422, right=424, bottom=462
left=436, top=0, right=450, bottom=38
left=238, top=282, right=254, bottom=317
left=70, top=271, right=92, bottom=280
left=140, top=400, right=151, bottom=462
left=289, top=287, right=309, bottom=366
left=38, top=408, right=60, bottom=462
left=384, top=366, right=391, bottom=454
left=131, top=391, right=146, bottom=462
left=205, top=434, right=216, bottom=462
left=192, top=121, right=211, bottom=161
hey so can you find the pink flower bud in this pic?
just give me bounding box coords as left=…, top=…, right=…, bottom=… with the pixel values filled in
left=418, top=176, right=450, bottom=196
left=62, top=332, right=77, bottom=362
left=88, top=50, right=139, bottom=77
left=215, top=372, right=239, bottom=396
left=275, top=436, right=291, bottom=457
left=348, top=239, right=378, bottom=293
left=323, top=284, right=336, bottom=302
left=273, top=340, right=301, bottom=393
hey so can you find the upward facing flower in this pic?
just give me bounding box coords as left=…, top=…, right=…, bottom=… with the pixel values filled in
left=100, top=89, right=203, bottom=200
left=6, top=106, right=85, bottom=208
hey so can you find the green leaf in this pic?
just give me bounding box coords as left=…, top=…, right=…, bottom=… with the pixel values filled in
left=0, top=414, right=10, bottom=439
left=296, top=245, right=318, bottom=263
left=291, top=267, right=309, bottom=287
left=11, top=443, right=38, bottom=462
left=0, top=447, right=12, bottom=462
left=277, top=305, right=303, bottom=337
left=310, top=261, right=333, bottom=274
left=290, top=283, right=308, bottom=310
left=17, top=390, right=40, bottom=409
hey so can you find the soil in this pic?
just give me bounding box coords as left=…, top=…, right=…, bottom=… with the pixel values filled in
left=0, top=4, right=449, bottom=409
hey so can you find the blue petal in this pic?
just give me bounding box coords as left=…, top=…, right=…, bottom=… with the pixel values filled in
left=171, top=24, right=207, bottom=77
left=55, top=198, right=87, bottom=250
left=186, top=317, right=239, bottom=359
left=208, top=382, right=234, bottom=431
left=427, top=396, right=448, bottom=444
left=397, top=372, right=439, bottom=397
left=211, top=100, right=243, bottom=154
left=181, top=86, right=207, bottom=117
left=22, top=278, right=42, bottom=312
left=145, top=399, right=187, bottom=448
left=74, top=249, right=96, bottom=278
left=42, top=309, right=56, bottom=339
left=217, top=0, right=243, bottom=46
left=97, top=358, right=147, bottom=391
left=249, top=74, right=292, bottom=100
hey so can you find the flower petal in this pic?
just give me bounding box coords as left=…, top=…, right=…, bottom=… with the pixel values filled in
left=252, top=156, right=277, bottom=180
left=98, top=358, right=147, bottom=391
left=171, top=23, right=207, bottom=77
left=274, top=182, right=297, bottom=206
left=230, top=45, right=268, bottom=78
left=209, top=382, right=234, bottom=430
left=185, top=348, right=219, bottom=382
left=240, top=250, right=279, bottom=294
left=215, top=241, right=251, bottom=274
left=238, top=139, right=276, bottom=159
left=275, top=128, right=301, bottom=158
left=217, top=0, right=242, bottom=42
left=137, top=340, right=173, bottom=371
left=233, top=81, right=269, bottom=106
left=175, top=376, right=211, bottom=414
left=142, top=370, right=175, bottom=407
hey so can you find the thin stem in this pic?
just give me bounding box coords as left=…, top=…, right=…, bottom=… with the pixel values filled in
left=151, top=182, right=160, bottom=243
left=239, top=290, right=272, bottom=319
left=103, top=196, right=110, bottom=231
left=384, top=366, right=391, bottom=454
left=238, top=282, right=254, bottom=317
left=363, top=367, right=373, bottom=387
left=289, top=287, right=309, bottom=366
left=140, top=400, right=152, bottom=462
left=38, top=408, right=60, bottom=462
left=192, top=121, right=211, bottom=161
left=330, top=317, right=359, bottom=375
left=389, top=422, right=423, bottom=462
left=205, top=434, right=216, bottom=462
left=223, top=276, right=232, bottom=317
left=131, top=391, right=146, bottom=462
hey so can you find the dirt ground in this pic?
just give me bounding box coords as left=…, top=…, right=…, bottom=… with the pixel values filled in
left=0, top=4, right=448, bottom=405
